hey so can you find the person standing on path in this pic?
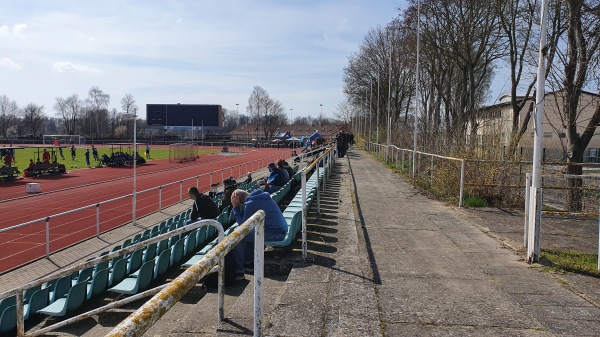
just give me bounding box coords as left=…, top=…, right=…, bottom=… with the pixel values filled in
left=85, top=148, right=91, bottom=167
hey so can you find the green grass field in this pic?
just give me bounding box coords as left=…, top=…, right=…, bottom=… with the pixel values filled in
left=6, top=146, right=218, bottom=172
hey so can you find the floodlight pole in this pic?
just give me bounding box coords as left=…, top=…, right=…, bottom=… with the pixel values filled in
left=412, top=0, right=420, bottom=178
left=527, top=0, right=550, bottom=264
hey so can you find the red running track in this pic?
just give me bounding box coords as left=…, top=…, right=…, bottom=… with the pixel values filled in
left=0, top=147, right=293, bottom=273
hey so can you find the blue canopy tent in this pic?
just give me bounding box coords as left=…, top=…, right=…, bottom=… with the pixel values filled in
left=273, top=131, right=291, bottom=138
left=307, top=132, right=322, bottom=146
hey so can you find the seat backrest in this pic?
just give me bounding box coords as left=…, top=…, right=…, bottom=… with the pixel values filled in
left=87, top=268, right=109, bottom=299
left=137, top=260, right=155, bottom=292
left=144, top=242, right=157, bottom=262
left=25, top=287, right=49, bottom=320
left=50, top=275, right=72, bottom=303
left=0, top=296, right=15, bottom=316
left=157, top=238, right=169, bottom=255
left=184, top=233, right=197, bottom=257
left=0, top=305, right=16, bottom=333
left=65, top=280, right=88, bottom=313
left=122, top=238, right=132, bottom=248
left=155, top=249, right=171, bottom=279
left=169, top=239, right=185, bottom=267
left=110, top=258, right=128, bottom=286
left=127, top=249, right=144, bottom=274
left=75, top=267, right=94, bottom=285
left=195, top=226, right=208, bottom=247
left=24, top=285, right=41, bottom=304
left=291, top=211, right=303, bottom=235
left=132, top=233, right=142, bottom=244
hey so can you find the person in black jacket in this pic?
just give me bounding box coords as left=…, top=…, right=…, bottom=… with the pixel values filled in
left=219, top=178, right=238, bottom=212
left=186, top=187, right=220, bottom=224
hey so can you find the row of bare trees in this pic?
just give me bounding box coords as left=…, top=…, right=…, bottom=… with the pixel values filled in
left=0, top=87, right=141, bottom=140
left=344, top=0, right=599, bottom=158
left=344, top=0, right=600, bottom=211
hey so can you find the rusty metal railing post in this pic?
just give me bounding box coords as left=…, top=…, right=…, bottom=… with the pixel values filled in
left=159, top=186, right=162, bottom=211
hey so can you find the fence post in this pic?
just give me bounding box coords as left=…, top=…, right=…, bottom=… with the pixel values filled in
left=524, top=173, right=531, bottom=248
left=96, top=204, right=100, bottom=237
left=159, top=186, right=162, bottom=211
left=196, top=176, right=199, bottom=189
left=402, top=151, right=405, bottom=172
left=45, top=217, right=51, bottom=257
left=254, top=213, right=265, bottom=336
left=430, top=155, right=434, bottom=187
left=210, top=173, right=213, bottom=189
left=459, top=160, right=465, bottom=207
left=179, top=181, right=183, bottom=202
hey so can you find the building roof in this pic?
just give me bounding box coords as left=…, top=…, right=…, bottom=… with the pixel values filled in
left=229, top=124, right=343, bottom=137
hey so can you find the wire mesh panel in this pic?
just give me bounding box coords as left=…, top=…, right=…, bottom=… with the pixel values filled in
left=169, top=143, right=196, bottom=163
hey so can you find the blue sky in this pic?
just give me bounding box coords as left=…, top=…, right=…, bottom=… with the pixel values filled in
left=0, top=1, right=406, bottom=120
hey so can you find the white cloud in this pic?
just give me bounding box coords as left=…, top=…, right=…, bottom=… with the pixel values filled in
left=0, top=24, right=27, bottom=37
left=0, top=57, right=22, bottom=69
left=53, top=61, right=101, bottom=73
left=12, top=23, right=27, bottom=37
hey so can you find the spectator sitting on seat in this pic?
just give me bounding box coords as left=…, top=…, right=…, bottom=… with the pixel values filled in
left=4, top=152, right=13, bottom=167
left=186, top=186, right=220, bottom=225
left=42, top=149, right=51, bottom=164
left=281, top=160, right=293, bottom=180
left=243, top=173, right=252, bottom=184
left=276, top=159, right=290, bottom=183
left=230, top=189, right=287, bottom=281
left=219, top=177, right=238, bottom=212
left=27, top=159, right=35, bottom=172
left=265, top=162, right=288, bottom=194
left=208, top=183, right=220, bottom=199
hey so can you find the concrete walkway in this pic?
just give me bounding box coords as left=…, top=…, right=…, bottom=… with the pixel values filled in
left=347, top=149, right=600, bottom=336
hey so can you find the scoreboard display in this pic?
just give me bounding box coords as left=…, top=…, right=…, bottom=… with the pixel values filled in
left=146, top=104, right=222, bottom=130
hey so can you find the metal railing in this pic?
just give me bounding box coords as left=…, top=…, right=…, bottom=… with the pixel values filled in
left=300, top=144, right=336, bottom=258
left=105, top=210, right=266, bottom=337
left=0, top=152, right=289, bottom=272
left=365, top=141, right=465, bottom=207
left=0, top=218, right=224, bottom=336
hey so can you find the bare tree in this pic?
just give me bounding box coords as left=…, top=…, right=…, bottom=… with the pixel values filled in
left=546, top=0, right=600, bottom=211
left=0, top=95, right=19, bottom=139
left=21, top=103, right=45, bottom=136
left=246, top=86, right=286, bottom=139
left=262, top=98, right=287, bottom=139
left=55, top=94, right=82, bottom=135
left=334, top=100, right=355, bottom=126
left=86, top=86, right=110, bottom=137
left=120, top=93, right=137, bottom=115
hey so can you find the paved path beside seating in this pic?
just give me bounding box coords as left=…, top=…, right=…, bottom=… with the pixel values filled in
left=347, top=148, right=600, bottom=336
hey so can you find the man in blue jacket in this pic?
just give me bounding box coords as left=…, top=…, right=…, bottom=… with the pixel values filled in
left=264, top=162, right=287, bottom=194
left=230, top=189, right=287, bottom=280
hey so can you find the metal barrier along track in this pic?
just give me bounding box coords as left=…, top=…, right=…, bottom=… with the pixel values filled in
left=106, top=210, right=266, bottom=337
